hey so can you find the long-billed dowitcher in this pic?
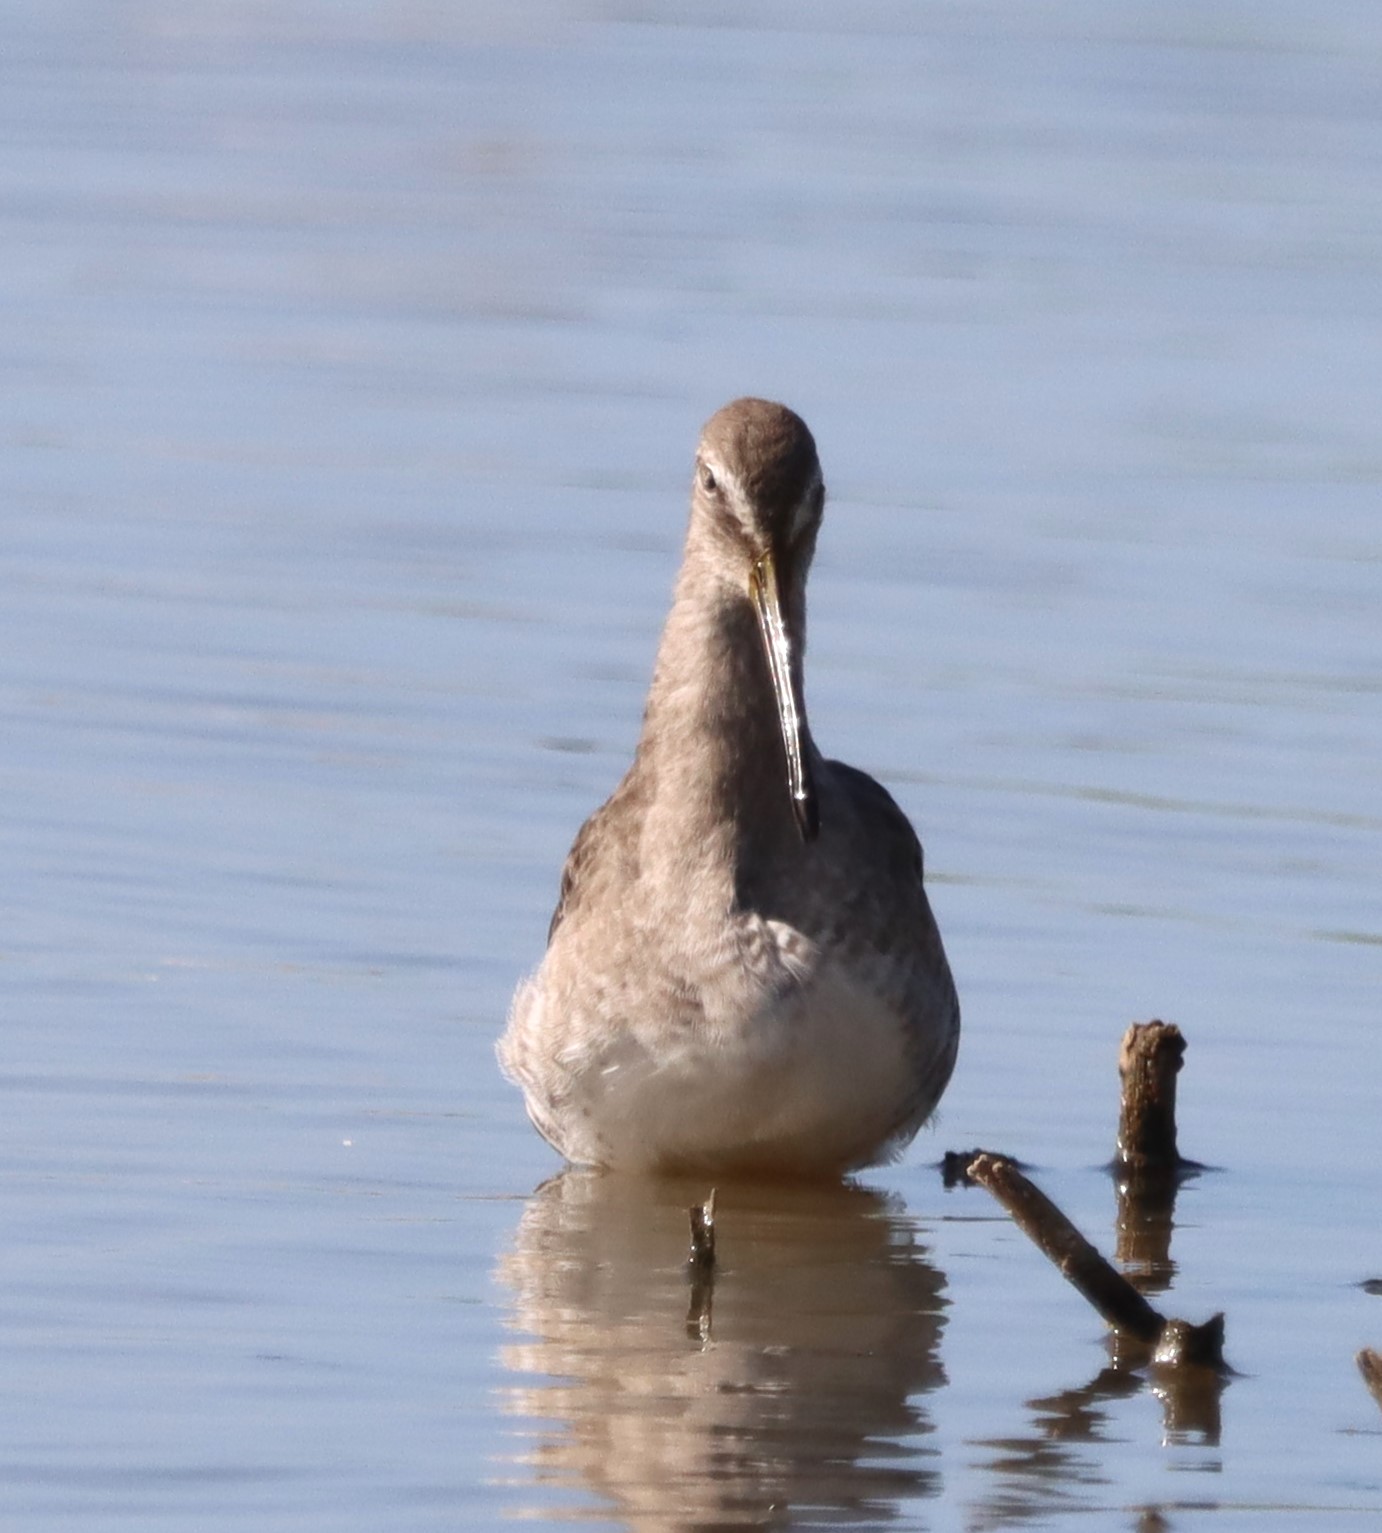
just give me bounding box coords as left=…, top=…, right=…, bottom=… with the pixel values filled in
left=499, top=399, right=959, bottom=1175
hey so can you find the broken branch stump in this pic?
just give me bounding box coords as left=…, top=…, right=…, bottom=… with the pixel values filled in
left=1116, top=1020, right=1187, bottom=1174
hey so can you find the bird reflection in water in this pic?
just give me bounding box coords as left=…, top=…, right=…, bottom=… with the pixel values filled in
left=494, top=1170, right=948, bottom=1528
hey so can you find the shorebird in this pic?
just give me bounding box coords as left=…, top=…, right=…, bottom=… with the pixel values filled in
left=499, top=398, right=959, bottom=1175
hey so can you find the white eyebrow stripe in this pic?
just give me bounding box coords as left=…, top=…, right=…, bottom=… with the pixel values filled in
left=706, top=456, right=752, bottom=524
left=700, top=454, right=820, bottom=541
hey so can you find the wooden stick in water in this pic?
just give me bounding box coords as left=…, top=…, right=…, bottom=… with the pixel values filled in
left=967, top=1152, right=1226, bottom=1368
left=968, top=1152, right=1164, bottom=1343
left=687, top=1189, right=717, bottom=1271
left=685, top=1189, right=717, bottom=1342
left=1116, top=1020, right=1186, bottom=1172
left=941, top=1147, right=1024, bottom=1188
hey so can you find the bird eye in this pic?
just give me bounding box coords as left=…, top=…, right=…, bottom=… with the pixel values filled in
left=698, top=463, right=718, bottom=494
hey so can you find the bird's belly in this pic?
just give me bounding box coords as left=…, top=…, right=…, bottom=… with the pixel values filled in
left=553, top=960, right=925, bottom=1174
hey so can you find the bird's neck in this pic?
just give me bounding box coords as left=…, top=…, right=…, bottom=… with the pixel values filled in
left=634, top=541, right=811, bottom=869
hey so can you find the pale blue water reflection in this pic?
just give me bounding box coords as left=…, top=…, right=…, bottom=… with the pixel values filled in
left=2, top=1, right=1381, bottom=1528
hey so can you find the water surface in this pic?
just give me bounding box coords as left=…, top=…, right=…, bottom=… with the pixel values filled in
left=3, top=2, right=1380, bottom=1528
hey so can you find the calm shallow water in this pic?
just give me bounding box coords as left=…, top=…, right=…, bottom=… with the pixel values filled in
left=3, top=2, right=1381, bottom=1528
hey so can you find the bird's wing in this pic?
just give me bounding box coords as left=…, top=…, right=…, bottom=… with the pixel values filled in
left=547, top=806, right=605, bottom=945
left=826, top=759, right=925, bottom=883
left=545, top=775, right=641, bottom=945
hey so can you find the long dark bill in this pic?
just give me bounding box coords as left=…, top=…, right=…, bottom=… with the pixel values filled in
left=749, top=550, right=819, bottom=842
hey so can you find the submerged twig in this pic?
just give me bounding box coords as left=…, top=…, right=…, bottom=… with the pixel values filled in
left=687, top=1189, right=717, bottom=1271
left=941, top=1147, right=1025, bottom=1188
left=967, top=1152, right=1226, bottom=1369
left=1153, top=1314, right=1227, bottom=1370
left=685, top=1190, right=717, bottom=1342
left=1357, top=1348, right=1382, bottom=1415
